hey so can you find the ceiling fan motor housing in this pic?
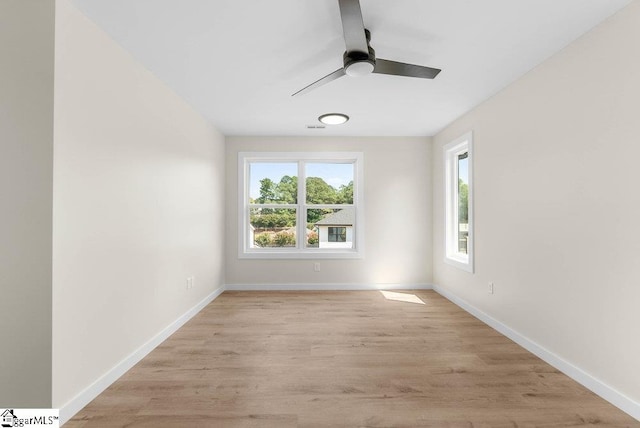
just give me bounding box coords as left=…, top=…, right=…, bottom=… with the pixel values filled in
left=343, top=43, right=376, bottom=76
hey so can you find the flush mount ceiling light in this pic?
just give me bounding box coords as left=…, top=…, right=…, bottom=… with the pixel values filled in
left=318, top=113, right=349, bottom=125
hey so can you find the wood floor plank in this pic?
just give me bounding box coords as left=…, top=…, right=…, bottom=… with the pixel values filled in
left=67, top=290, right=639, bottom=427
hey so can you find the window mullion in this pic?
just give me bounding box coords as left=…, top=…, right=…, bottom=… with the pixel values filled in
left=298, top=161, right=306, bottom=250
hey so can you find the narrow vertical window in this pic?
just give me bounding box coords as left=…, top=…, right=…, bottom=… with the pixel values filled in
left=444, top=132, right=473, bottom=272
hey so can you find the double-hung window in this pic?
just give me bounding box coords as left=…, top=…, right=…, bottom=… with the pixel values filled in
left=239, top=152, right=363, bottom=258
left=444, top=132, right=473, bottom=272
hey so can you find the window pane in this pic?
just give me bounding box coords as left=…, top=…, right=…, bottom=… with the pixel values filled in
left=249, top=163, right=297, bottom=204
left=249, top=208, right=296, bottom=248
left=328, top=227, right=347, bottom=242
left=306, top=208, right=354, bottom=249
left=457, top=153, right=469, bottom=254
left=305, top=163, right=354, bottom=204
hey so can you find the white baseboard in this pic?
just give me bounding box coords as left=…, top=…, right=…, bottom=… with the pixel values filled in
left=225, top=283, right=433, bottom=291
left=432, top=285, right=640, bottom=422
left=59, top=286, right=225, bottom=426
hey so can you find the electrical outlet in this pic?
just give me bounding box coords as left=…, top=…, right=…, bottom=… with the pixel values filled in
left=186, top=276, right=195, bottom=290
left=488, top=282, right=494, bottom=294
left=314, top=262, right=321, bottom=272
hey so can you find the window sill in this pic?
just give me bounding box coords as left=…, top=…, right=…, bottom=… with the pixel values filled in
left=444, top=254, right=473, bottom=273
left=239, top=249, right=363, bottom=260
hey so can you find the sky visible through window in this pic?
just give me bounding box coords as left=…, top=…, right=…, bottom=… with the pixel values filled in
left=250, top=162, right=353, bottom=199
left=458, top=156, right=468, bottom=185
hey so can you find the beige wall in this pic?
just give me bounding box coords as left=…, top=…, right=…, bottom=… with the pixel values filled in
left=432, top=0, right=640, bottom=404
left=226, top=137, right=432, bottom=287
left=52, top=0, right=226, bottom=408
left=0, top=0, right=54, bottom=407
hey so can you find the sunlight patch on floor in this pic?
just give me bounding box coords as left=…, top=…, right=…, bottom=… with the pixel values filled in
left=380, top=290, right=425, bottom=305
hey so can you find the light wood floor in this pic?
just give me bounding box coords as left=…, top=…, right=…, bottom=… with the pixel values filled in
left=67, top=290, right=639, bottom=427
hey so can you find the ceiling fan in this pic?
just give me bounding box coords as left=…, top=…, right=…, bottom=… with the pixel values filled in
left=292, top=0, right=441, bottom=96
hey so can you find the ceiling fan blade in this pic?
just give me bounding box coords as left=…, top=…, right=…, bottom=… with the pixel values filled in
left=373, top=58, right=441, bottom=79
left=338, top=0, right=368, bottom=54
left=292, top=68, right=346, bottom=97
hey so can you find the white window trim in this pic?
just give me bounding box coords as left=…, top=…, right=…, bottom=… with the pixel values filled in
left=238, top=152, right=364, bottom=259
left=444, top=132, right=474, bottom=273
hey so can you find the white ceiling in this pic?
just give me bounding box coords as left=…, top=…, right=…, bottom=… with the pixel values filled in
left=71, top=0, right=630, bottom=137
